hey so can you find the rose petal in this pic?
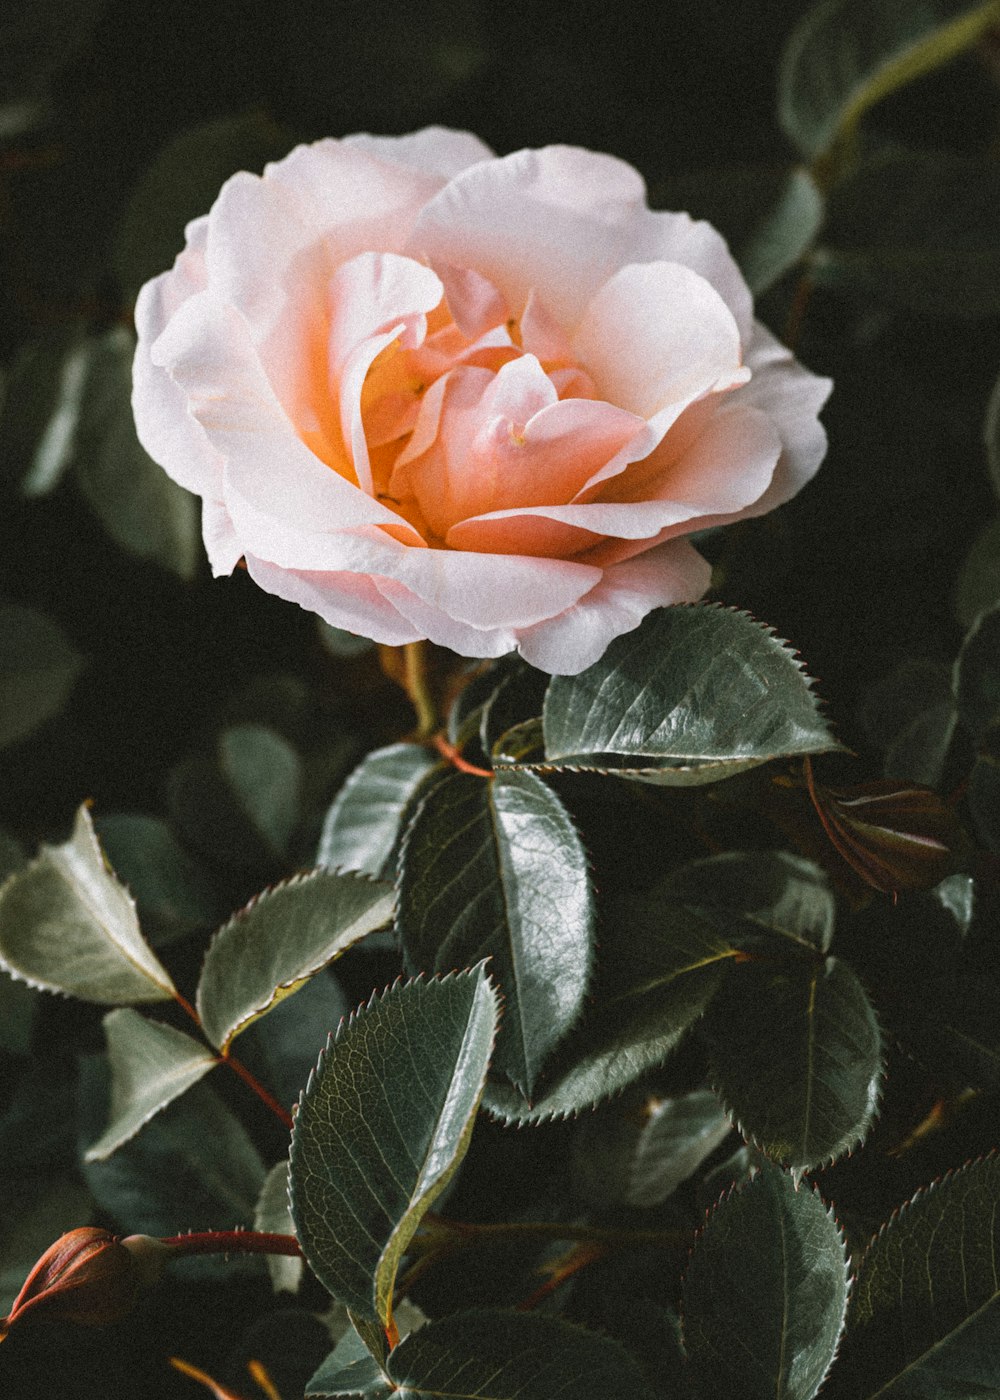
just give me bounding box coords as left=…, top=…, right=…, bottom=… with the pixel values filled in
left=373, top=576, right=518, bottom=658
left=434, top=261, right=508, bottom=340
left=327, top=252, right=443, bottom=372
left=516, top=539, right=712, bottom=674
left=245, top=555, right=421, bottom=645
left=341, top=126, right=495, bottom=180
left=628, top=209, right=754, bottom=344
left=409, top=145, right=650, bottom=330
left=201, top=497, right=243, bottom=576
left=571, top=261, right=746, bottom=421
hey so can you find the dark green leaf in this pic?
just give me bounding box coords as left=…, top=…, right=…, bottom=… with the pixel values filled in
left=0, top=325, right=90, bottom=497
left=969, top=729, right=1000, bottom=851
left=318, top=743, right=440, bottom=878
left=571, top=1087, right=732, bottom=1209
left=485, top=901, right=736, bottom=1122
left=778, top=0, right=998, bottom=161
left=74, top=327, right=200, bottom=578
left=289, top=968, right=498, bottom=1325
left=317, top=621, right=376, bottom=658
left=683, top=1166, right=849, bottom=1400
left=0, top=972, right=37, bottom=1055
left=94, top=813, right=219, bottom=944
left=814, top=152, right=1000, bottom=318
left=196, top=868, right=393, bottom=1052
left=114, top=111, right=294, bottom=302
left=84, top=1008, right=217, bottom=1160
left=955, top=602, right=1000, bottom=739
left=706, top=957, right=883, bottom=1173
left=829, top=1154, right=1000, bottom=1399
left=653, top=165, right=823, bottom=294
left=168, top=723, right=303, bottom=869
left=384, top=1309, right=652, bottom=1400
left=0, top=602, right=83, bottom=749
left=956, top=517, right=1000, bottom=631
left=0, top=804, right=176, bottom=1003
left=896, top=972, right=1000, bottom=1089
left=661, top=851, right=836, bottom=954
left=397, top=770, right=594, bottom=1097
left=307, top=1327, right=392, bottom=1398
left=81, top=1069, right=265, bottom=1267
left=254, top=1161, right=302, bottom=1295
left=238, top=967, right=351, bottom=1110
left=542, top=606, right=839, bottom=785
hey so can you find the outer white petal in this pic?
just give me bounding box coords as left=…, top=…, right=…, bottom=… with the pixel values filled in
left=341, top=127, right=495, bottom=180
left=515, top=540, right=712, bottom=674
left=245, top=556, right=422, bottom=645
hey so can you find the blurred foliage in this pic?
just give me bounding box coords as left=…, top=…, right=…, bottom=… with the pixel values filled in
left=2, top=0, right=1000, bottom=1395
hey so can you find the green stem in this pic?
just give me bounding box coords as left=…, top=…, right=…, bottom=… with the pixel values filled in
left=402, top=640, right=438, bottom=738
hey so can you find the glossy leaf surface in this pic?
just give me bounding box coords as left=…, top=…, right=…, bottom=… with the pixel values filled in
left=0, top=805, right=176, bottom=1003
left=318, top=743, right=440, bottom=878
left=197, top=868, right=394, bottom=1052
left=706, top=957, right=882, bottom=1172
left=84, top=1008, right=217, bottom=1160
left=289, top=968, right=497, bottom=1325
left=683, top=1166, right=849, bottom=1400
left=830, top=1155, right=1000, bottom=1399
left=542, top=606, right=838, bottom=785
left=397, top=769, right=593, bottom=1097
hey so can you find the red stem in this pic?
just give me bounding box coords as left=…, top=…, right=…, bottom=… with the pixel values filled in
left=432, top=733, right=494, bottom=779
left=173, top=991, right=294, bottom=1131
left=159, top=1230, right=302, bottom=1257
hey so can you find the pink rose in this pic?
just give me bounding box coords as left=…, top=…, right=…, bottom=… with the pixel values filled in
left=133, top=128, right=830, bottom=674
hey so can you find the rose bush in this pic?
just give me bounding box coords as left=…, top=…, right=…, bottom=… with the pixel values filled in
left=133, top=127, right=831, bottom=674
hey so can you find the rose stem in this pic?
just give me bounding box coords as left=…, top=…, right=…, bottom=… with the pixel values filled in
left=173, top=992, right=294, bottom=1131
left=159, top=1230, right=302, bottom=1257
left=402, top=640, right=439, bottom=738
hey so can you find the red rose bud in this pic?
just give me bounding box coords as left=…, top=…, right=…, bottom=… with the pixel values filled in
left=805, top=760, right=970, bottom=897
left=0, top=1228, right=172, bottom=1341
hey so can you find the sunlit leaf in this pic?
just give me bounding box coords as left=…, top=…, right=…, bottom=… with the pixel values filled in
left=0, top=602, right=83, bottom=749
left=397, top=769, right=594, bottom=1096
left=828, top=1154, right=1000, bottom=1399
left=317, top=743, right=440, bottom=878
left=0, top=805, right=176, bottom=1003
left=289, top=968, right=497, bottom=1325
left=683, top=1166, right=849, bottom=1400
left=542, top=606, right=839, bottom=785
left=196, top=868, right=394, bottom=1052
left=84, top=1008, right=217, bottom=1160
left=705, top=957, right=883, bottom=1172
left=778, top=0, right=1000, bottom=162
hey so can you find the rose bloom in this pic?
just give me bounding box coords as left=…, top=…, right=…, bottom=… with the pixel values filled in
left=133, top=128, right=830, bottom=674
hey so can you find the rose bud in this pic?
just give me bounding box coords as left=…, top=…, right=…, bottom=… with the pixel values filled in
left=0, top=1228, right=172, bottom=1340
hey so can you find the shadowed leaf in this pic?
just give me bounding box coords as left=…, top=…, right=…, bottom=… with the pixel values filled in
left=0, top=603, right=83, bottom=749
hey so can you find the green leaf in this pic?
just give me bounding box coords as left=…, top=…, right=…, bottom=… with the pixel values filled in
left=307, top=1327, right=392, bottom=1398
left=94, top=813, right=219, bottom=944
left=0, top=602, right=84, bottom=749
left=74, top=327, right=200, bottom=579
left=571, top=1087, right=732, bottom=1209
left=0, top=324, right=90, bottom=497
left=0, top=804, right=176, bottom=1003
left=955, top=602, right=1000, bottom=739
left=705, top=957, right=883, bottom=1173
left=318, top=743, right=440, bottom=878
left=382, top=1310, right=652, bottom=1400
left=0, top=971, right=37, bottom=1054
left=485, top=900, right=737, bottom=1122
left=114, top=110, right=294, bottom=302
left=956, top=516, right=1000, bottom=631
left=238, top=967, right=351, bottom=1112
left=814, top=152, right=1000, bottom=318
left=196, top=868, right=394, bottom=1052
left=254, top=1161, right=302, bottom=1295
left=969, top=727, right=1000, bottom=852
left=653, top=165, right=824, bottom=294
left=168, top=723, right=303, bottom=868
left=84, top=1008, right=217, bottom=1160
left=81, top=1069, right=266, bottom=1260
left=542, top=606, right=839, bottom=785
left=778, top=0, right=1000, bottom=163
left=829, top=1154, right=1000, bottom=1399
left=317, top=620, right=376, bottom=658
left=683, top=1166, right=849, bottom=1400
left=289, top=968, right=498, bottom=1326
left=397, top=769, right=594, bottom=1097
left=661, top=852, right=836, bottom=955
